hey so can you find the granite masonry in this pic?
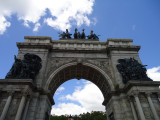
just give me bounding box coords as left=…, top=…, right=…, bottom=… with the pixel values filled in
left=0, top=36, right=160, bottom=120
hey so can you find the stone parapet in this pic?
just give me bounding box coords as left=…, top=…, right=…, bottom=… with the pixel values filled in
left=24, top=36, right=52, bottom=43
left=17, top=36, right=141, bottom=53
left=107, top=38, right=133, bottom=46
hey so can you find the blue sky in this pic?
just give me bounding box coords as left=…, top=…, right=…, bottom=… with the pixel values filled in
left=0, top=0, right=160, bottom=115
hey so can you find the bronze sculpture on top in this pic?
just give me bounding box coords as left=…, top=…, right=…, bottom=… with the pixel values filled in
left=74, top=28, right=78, bottom=39
left=81, top=28, right=86, bottom=39
left=116, top=58, right=152, bottom=84
left=87, top=30, right=99, bottom=40
left=59, top=29, right=72, bottom=39
left=59, top=28, right=99, bottom=41
left=74, top=28, right=86, bottom=39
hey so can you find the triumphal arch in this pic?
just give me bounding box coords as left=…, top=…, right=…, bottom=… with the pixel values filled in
left=0, top=30, right=160, bottom=120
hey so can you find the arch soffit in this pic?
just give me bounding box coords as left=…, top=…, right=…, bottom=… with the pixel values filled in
left=45, top=62, right=115, bottom=91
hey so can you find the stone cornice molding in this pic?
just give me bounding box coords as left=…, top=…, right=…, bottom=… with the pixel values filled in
left=103, top=80, right=160, bottom=105
left=0, top=79, right=34, bottom=87
left=17, top=43, right=53, bottom=50
left=124, top=80, right=160, bottom=91
left=107, top=45, right=140, bottom=52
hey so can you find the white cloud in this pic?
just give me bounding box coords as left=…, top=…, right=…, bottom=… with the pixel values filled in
left=51, top=103, right=87, bottom=116
left=147, top=66, right=160, bottom=81
left=51, top=81, right=105, bottom=115
left=58, top=95, right=66, bottom=100
left=66, top=82, right=105, bottom=112
left=0, top=0, right=95, bottom=34
left=33, top=23, right=41, bottom=32
left=0, top=15, right=11, bottom=34
left=55, top=86, right=65, bottom=95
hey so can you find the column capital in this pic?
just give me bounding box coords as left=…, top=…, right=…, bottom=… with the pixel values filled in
left=26, top=94, right=32, bottom=100
left=22, top=87, right=32, bottom=96
left=131, top=91, right=139, bottom=97
left=127, top=95, right=133, bottom=102
left=7, top=91, right=15, bottom=96
left=21, top=91, right=29, bottom=97
left=145, top=92, right=152, bottom=97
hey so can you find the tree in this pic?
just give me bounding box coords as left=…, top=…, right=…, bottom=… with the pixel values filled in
left=50, top=111, right=107, bottom=120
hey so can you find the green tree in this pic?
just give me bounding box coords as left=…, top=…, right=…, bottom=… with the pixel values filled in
left=50, top=111, right=107, bottom=120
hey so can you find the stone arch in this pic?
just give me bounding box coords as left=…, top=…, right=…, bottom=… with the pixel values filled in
left=45, top=62, right=115, bottom=99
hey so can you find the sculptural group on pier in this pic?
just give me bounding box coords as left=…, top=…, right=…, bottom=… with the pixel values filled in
left=59, top=28, right=100, bottom=40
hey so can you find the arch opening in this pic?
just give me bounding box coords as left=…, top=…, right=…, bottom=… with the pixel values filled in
left=46, top=63, right=113, bottom=101
left=51, top=79, right=106, bottom=116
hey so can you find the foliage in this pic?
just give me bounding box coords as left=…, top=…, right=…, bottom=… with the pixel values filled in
left=50, top=111, right=107, bottom=120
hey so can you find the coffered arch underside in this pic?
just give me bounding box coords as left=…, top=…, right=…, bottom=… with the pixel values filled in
left=45, top=62, right=115, bottom=99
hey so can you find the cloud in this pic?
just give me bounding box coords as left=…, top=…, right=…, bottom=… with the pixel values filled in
left=51, top=103, right=87, bottom=116
left=33, top=23, right=41, bottom=32
left=55, top=86, right=65, bottom=95
left=147, top=66, right=160, bottom=81
left=51, top=81, right=105, bottom=115
left=0, top=15, right=11, bottom=34
left=66, top=82, right=105, bottom=112
left=0, top=0, right=95, bottom=34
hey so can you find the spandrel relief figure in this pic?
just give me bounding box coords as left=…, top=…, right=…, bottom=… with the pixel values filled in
left=5, top=55, right=23, bottom=78
left=117, top=58, right=152, bottom=84
left=5, top=53, right=42, bottom=79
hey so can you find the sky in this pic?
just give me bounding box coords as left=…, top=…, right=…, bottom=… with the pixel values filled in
left=0, top=0, right=160, bottom=116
